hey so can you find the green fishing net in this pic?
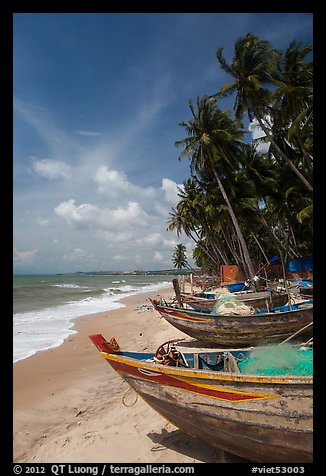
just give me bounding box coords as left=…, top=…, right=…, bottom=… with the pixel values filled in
left=211, top=292, right=237, bottom=313
left=238, top=343, right=313, bottom=376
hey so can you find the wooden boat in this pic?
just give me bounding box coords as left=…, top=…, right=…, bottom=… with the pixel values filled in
left=300, top=286, right=313, bottom=297
left=295, top=278, right=313, bottom=298
left=89, top=334, right=313, bottom=463
left=179, top=289, right=289, bottom=312
left=150, top=298, right=313, bottom=347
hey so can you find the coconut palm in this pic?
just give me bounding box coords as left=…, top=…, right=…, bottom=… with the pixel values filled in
left=172, top=244, right=188, bottom=270
left=215, top=33, right=313, bottom=192
left=167, top=182, right=223, bottom=270
left=175, top=95, right=256, bottom=280
left=271, top=40, right=313, bottom=175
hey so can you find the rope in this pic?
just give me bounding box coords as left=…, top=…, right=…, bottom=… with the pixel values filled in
left=122, top=386, right=139, bottom=407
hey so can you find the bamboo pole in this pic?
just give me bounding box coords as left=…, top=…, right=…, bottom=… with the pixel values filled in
left=300, top=336, right=313, bottom=347
left=279, top=321, right=313, bottom=345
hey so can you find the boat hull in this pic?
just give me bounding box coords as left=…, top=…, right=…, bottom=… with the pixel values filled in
left=105, top=352, right=313, bottom=463
left=152, top=301, right=313, bottom=346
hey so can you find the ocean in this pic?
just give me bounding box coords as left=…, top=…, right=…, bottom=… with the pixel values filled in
left=13, top=273, right=175, bottom=363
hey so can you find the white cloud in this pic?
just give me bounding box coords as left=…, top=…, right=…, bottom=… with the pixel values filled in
left=36, top=216, right=49, bottom=227
left=153, top=251, right=164, bottom=262
left=161, top=178, right=183, bottom=205
left=153, top=201, right=170, bottom=217
left=142, top=233, right=162, bottom=246
left=14, top=249, right=38, bottom=265
left=249, top=118, right=271, bottom=154
left=94, top=165, right=156, bottom=199
left=61, top=247, right=96, bottom=263
left=30, top=158, right=71, bottom=179
left=54, top=199, right=150, bottom=231
left=113, top=255, right=125, bottom=261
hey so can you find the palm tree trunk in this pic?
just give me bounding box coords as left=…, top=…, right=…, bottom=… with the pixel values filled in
left=212, top=169, right=256, bottom=279
left=258, top=214, right=299, bottom=259
left=256, top=115, right=313, bottom=192
left=251, top=232, right=270, bottom=264
left=201, top=223, right=230, bottom=265
left=188, top=229, right=222, bottom=269
left=219, top=225, right=240, bottom=266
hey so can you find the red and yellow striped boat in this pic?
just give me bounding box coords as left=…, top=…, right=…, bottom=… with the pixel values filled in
left=89, top=334, right=313, bottom=463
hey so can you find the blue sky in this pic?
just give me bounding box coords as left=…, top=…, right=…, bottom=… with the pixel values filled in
left=13, top=12, right=313, bottom=274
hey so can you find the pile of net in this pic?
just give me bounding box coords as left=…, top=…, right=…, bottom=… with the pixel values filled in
left=238, top=343, right=313, bottom=376
left=211, top=292, right=255, bottom=315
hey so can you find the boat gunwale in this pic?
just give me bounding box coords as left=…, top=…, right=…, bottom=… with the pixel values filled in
left=153, top=301, right=313, bottom=321
left=102, top=351, right=313, bottom=385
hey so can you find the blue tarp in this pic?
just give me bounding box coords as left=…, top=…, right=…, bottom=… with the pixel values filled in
left=269, top=256, right=280, bottom=263
left=287, top=257, right=313, bottom=272
left=292, top=278, right=313, bottom=286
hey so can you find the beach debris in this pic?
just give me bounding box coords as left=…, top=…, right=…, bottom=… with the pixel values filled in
left=151, top=444, right=167, bottom=452
left=134, top=304, right=154, bottom=313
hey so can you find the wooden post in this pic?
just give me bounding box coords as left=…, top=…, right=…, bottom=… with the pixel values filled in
left=172, top=278, right=183, bottom=308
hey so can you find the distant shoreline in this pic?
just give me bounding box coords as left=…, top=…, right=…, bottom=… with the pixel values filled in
left=14, top=270, right=199, bottom=277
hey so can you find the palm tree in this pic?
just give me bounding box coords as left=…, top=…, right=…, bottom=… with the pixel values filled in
left=172, top=244, right=188, bottom=270
left=215, top=33, right=313, bottom=192
left=167, top=178, right=228, bottom=268
left=272, top=41, right=312, bottom=126
left=175, top=95, right=257, bottom=280
left=271, top=40, right=313, bottom=175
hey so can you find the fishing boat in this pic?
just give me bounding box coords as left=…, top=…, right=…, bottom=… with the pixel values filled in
left=292, top=278, right=313, bottom=298
left=89, top=333, right=313, bottom=463
left=179, top=289, right=289, bottom=312
left=150, top=298, right=313, bottom=347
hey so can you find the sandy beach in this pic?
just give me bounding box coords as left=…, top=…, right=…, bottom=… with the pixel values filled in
left=14, top=284, right=247, bottom=464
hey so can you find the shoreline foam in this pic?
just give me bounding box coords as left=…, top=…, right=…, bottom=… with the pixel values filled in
left=13, top=284, right=250, bottom=463
left=13, top=280, right=173, bottom=363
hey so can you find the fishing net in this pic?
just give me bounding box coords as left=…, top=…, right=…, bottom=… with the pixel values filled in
left=211, top=292, right=255, bottom=315
left=237, top=343, right=313, bottom=376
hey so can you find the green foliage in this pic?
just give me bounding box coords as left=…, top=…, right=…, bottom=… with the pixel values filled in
left=169, top=33, right=313, bottom=273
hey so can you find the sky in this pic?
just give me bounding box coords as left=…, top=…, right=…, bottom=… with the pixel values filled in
left=13, top=12, right=313, bottom=274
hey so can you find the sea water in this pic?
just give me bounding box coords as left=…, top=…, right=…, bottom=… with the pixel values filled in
left=13, top=274, right=174, bottom=363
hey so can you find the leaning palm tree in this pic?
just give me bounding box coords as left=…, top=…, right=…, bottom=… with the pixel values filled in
left=215, top=33, right=313, bottom=192
left=175, top=95, right=256, bottom=280
left=168, top=177, right=227, bottom=268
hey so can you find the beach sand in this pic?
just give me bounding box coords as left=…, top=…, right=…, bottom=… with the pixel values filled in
left=13, top=285, right=247, bottom=464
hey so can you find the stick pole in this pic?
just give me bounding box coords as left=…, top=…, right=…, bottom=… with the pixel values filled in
left=279, top=321, right=313, bottom=345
